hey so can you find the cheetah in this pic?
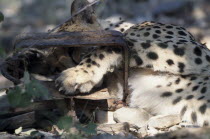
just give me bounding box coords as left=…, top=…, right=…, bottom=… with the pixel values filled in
left=56, top=21, right=210, bottom=127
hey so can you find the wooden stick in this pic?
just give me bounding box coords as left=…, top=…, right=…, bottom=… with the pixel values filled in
left=0, top=111, right=35, bottom=131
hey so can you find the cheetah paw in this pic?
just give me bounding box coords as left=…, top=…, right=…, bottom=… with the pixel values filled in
left=55, top=67, right=95, bottom=95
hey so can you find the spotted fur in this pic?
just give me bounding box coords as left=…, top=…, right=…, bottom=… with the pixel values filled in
left=56, top=21, right=210, bottom=126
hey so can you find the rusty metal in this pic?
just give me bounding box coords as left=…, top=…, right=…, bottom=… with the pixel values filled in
left=9, top=30, right=130, bottom=102
left=14, top=31, right=126, bottom=48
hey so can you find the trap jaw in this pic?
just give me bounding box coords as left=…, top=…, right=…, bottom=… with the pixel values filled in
left=12, top=30, right=130, bottom=103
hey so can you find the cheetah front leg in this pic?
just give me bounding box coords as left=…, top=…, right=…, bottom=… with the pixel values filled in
left=56, top=47, right=122, bottom=95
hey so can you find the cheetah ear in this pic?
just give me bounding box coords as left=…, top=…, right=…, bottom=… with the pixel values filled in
left=71, top=0, right=100, bottom=26
left=71, top=0, right=90, bottom=15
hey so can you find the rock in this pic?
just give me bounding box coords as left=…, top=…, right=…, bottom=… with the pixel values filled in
left=95, top=110, right=116, bottom=124
left=148, top=114, right=181, bottom=129
left=147, top=126, right=161, bottom=137
left=20, top=128, right=37, bottom=136
left=15, top=127, right=23, bottom=135
left=169, top=125, right=181, bottom=131
left=97, top=122, right=130, bottom=135
left=137, top=126, right=148, bottom=138
left=113, top=107, right=151, bottom=127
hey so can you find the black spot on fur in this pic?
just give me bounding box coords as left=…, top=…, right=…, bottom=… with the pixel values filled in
left=130, top=33, right=135, bottom=36
left=178, top=31, right=187, bottom=36
left=153, top=26, right=161, bottom=28
left=186, top=95, right=194, bottom=100
left=180, top=27, right=186, bottom=30
left=181, top=75, right=189, bottom=78
left=153, top=34, right=160, bottom=39
left=173, top=45, right=178, bottom=48
left=120, top=28, right=125, bottom=32
left=156, top=85, right=162, bottom=88
left=113, top=48, right=121, bottom=54
left=175, top=78, right=181, bottom=84
left=107, top=48, right=113, bottom=53
left=206, top=55, right=210, bottom=62
left=174, top=47, right=185, bottom=56
left=133, top=55, right=143, bottom=65
left=92, top=61, right=100, bottom=67
left=179, top=40, right=188, bottom=43
left=141, top=42, right=151, bottom=49
left=194, top=47, right=202, bottom=56
left=99, top=54, right=104, bottom=60
left=180, top=105, right=187, bottom=116
left=176, top=89, right=183, bottom=93
left=203, top=121, right=209, bottom=127
left=187, top=82, right=192, bottom=86
left=202, top=69, right=207, bottom=72
left=146, top=65, right=153, bottom=68
left=167, top=31, right=174, bottom=35
left=155, top=30, right=161, bottom=34
left=166, top=59, right=174, bottom=66
left=195, top=58, right=202, bottom=65
left=165, top=36, right=173, bottom=39
left=126, top=40, right=134, bottom=46
left=158, top=43, right=168, bottom=49
left=178, top=62, right=185, bottom=73
left=192, top=85, right=199, bottom=91
left=146, top=28, right=151, bottom=31
left=204, top=77, right=209, bottom=80
left=87, top=64, right=91, bottom=68
left=144, top=32, right=150, bottom=37
left=201, top=87, right=207, bottom=94
left=190, top=76, right=197, bottom=80
left=86, top=59, right=91, bottom=63
left=172, top=96, right=182, bottom=105
left=161, top=92, right=173, bottom=97
left=147, top=52, right=158, bottom=60
left=83, top=70, right=88, bottom=73
left=166, top=25, right=173, bottom=29
left=191, top=112, right=197, bottom=123
left=198, top=96, right=205, bottom=100
left=199, top=104, right=207, bottom=114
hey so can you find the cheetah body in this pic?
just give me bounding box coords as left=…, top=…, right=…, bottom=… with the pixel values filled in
left=56, top=21, right=210, bottom=127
